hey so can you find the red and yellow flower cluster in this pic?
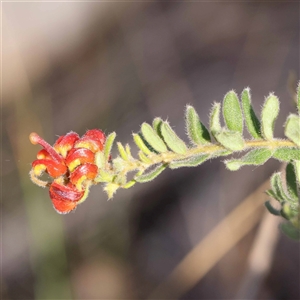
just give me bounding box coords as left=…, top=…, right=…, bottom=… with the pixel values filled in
left=29, top=129, right=106, bottom=214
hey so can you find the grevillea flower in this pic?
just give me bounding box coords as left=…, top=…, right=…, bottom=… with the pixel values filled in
left=29, top=129, right=106, bottom=214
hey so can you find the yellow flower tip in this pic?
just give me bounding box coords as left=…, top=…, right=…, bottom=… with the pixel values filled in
left=75, top=140, right=99, bottom=153
left=68, top=159, right=81, bottom=172
left=29, top=132, right=40, bottom=145
left=54, top=146, right=68, bottom=158
left=33, top=164, right=46, bottom=176
left=75, top=175, right=87, bottom=191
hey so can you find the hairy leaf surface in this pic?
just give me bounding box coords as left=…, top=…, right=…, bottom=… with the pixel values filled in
left=185, top=105, right=211, bottom=145
left=223, top=90, right=243, bottom=133
left=241, top=88, right=261, bottom=138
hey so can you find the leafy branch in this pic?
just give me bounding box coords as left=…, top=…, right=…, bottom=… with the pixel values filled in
left=29, top=83, right=300, bottom=238
left=96, top=84, right=300, bottom=239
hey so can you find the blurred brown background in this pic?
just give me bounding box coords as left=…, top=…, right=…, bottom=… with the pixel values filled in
left=2, top=2, right=299, bottom=299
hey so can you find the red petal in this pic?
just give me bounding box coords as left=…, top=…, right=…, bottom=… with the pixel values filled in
left=37, top=149, right=52, bottom=160
left=65, top=148, right=95, bottom=171
left=49, top=182, right=84, bottom=202
left=32, top=159, right=67, bottom=178
left=51, top=198, right=77, bottom=214
left=70, top=163, right=98, bottom=186
left=83, top=129, right=106, bottom=146
left=74, top=129, right=106, bottom=152
left=54, top=131, right=80, bottom=157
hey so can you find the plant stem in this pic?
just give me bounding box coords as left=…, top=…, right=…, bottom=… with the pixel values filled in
left=111, top=138, right=297, bottom=178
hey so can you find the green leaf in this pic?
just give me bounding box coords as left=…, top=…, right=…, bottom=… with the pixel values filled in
left=284, top=114, right=300, bottom=147
left=104, top=132, right=116, bottom=161
left=280, top=222, right=300, bottom=240
left=225, top=148, right=272, bottom=171
left=138, top=151, right=152, bottom=164
left=281, top=202, right=298, bottom=219
left=286, top=163, right=299, bottom=201
left=211, top=149, right=233, bottom=157
left=215, top=130, right=245, bottom=151
left=152, top=117, right=163, bottom=134
left=95, top=151, right=106, bottom=169
left=270, top=173, right=289, bottom=203
left=294, top=160, right=300, bottom=184
left=117, top=142, right=129, bottom=161
left=223, top=90, right=243, bottom=133
left=264, top=200, right=281, bottom=216
left=273, top=148, right=300, bottom=162
left=266, top=189, right=280, bottom=202
left=134, top=164, right=166, bottom=183
left=241, top=88, right=261, bottom=138
left=95, top=169, right=114, bottom=183
left=122, top=180, right=136, bottom=189
left=133, top=133, right=152, bottom=155
left=185, top=105, right=211, bottom=145
left=297, top=81, right=300, bottom=114
left=141, top=123, right=168, bottom=153
left=112, top=157, right=125, bottom=172
left=160, top=122, right=188, bottom=154
left=104, top=182, right=120, bottom=199
left=125, top=144, right=132, bottom=157
left=169, top=154, right=209, bottom=169
left=261, top=93, right=280, bottom=140
left=210, top=102, right=222, bottom=136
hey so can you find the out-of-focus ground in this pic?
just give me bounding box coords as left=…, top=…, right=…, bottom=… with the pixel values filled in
left=2, top=2, right=299, bottom=299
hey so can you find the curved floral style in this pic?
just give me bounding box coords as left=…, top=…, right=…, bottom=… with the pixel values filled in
left=29, top=129, right=106, bottom=214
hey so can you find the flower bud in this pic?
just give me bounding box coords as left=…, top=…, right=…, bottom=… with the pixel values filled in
left=65, top=148, right=95, bottom=172
left=54, top=131, right=80, bottom=158
left=74, top=129, right=106, bottom=152
left=70, top=163, right=98, bottom=190
left=49, top=182, right=84, bottom=214
left=32, top=159, right=67, bottom=177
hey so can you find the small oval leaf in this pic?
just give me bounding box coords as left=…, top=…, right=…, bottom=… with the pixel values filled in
left=284, top=114, right=300, bottom=147
left=125, top=144, right=132, bottom=157
left=286, top=163, right=299, bottom=201
left=185, top=105, right=211, bottom=145
left=141, top=123, right=168, bottom=153
left=152, top=117, right=163, bottom=134
left=169, top=154, right=209, bottom=169
left=280, top=222, right=300, bottom=240
left=223, top=90, right=243, bottom=133
left=273, top=148, right=300, bottom=162
left=135, top=164, right=166, bottom=183
left=294, top=160, right=300, bottom=184
left=225, top=148, right=272, bottom=171
left=95, top=151, right=106, bottom=169
left=215, top=130, right=245, bottom=151
left=117, top=142, right=129, bottom=161
left=270, top=173, right=290, bottom=203
left=104, top=132, right=116, bottom=161
left=261, top=93, right=280, bottom=140
left=122, top=180, right=136, bottom=189
left=133, top=133, right=152, bottom=155
left=160, top=122, right=188, bottom=154
left=297, top=81, right=300, bottom=114
left=264, top=200, right=281, bottom=216
left=210, top=102, right=222, bottom=136
left=241, top=88, right=261, bottom=138
left=138, top=151, right=152, bottom=164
